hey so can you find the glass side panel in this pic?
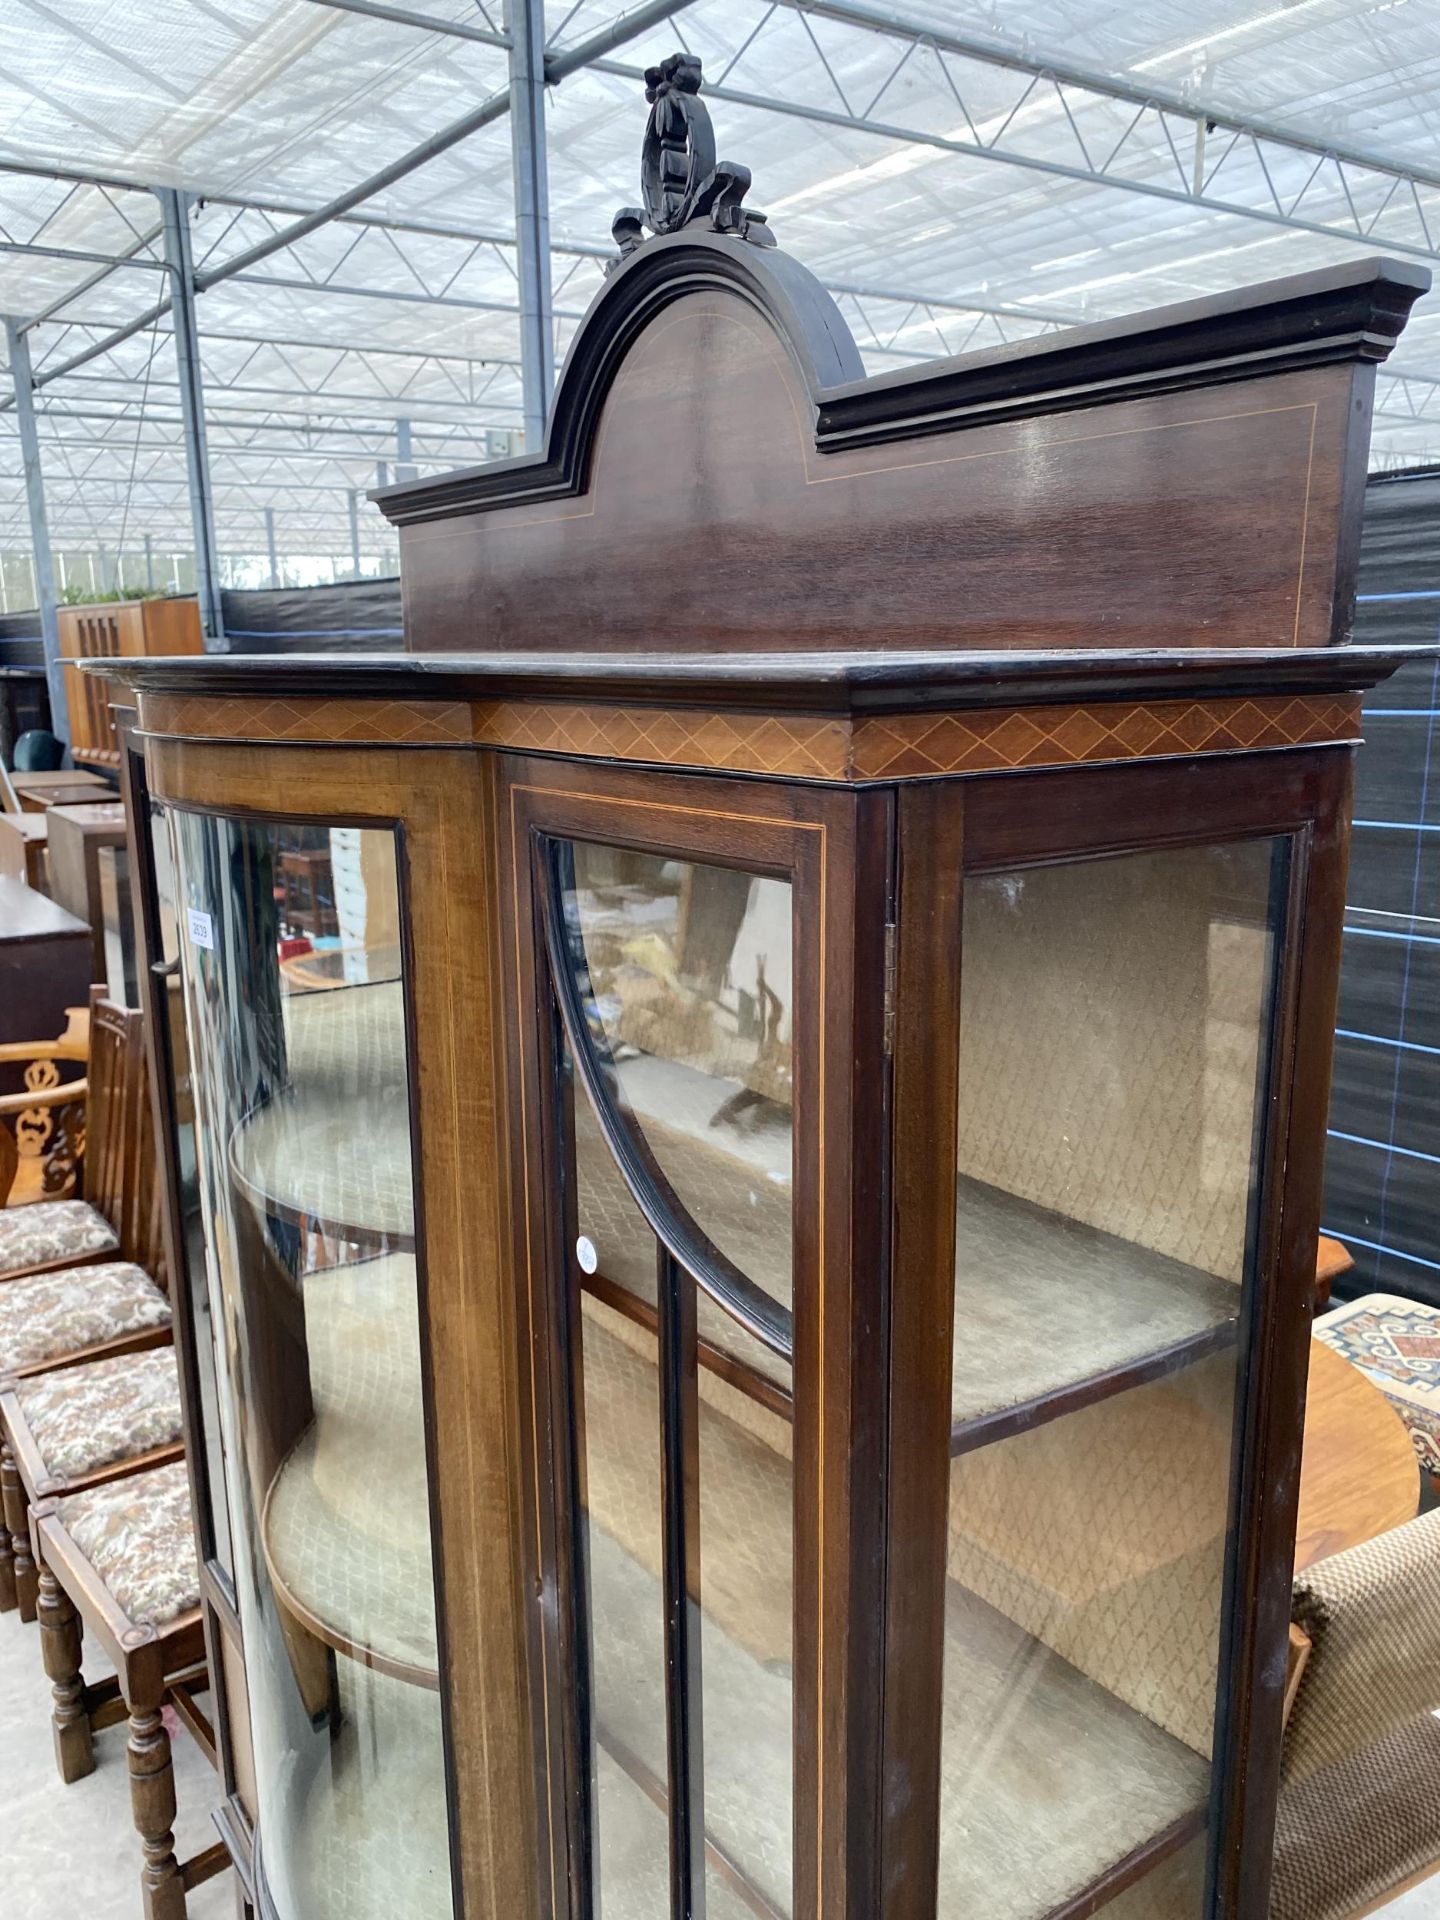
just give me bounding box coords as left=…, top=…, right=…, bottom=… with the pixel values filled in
left=560, top=842, right=796, bottom=1918
left=145, top=797, right=231, bottom=1581
left=939, top=838, right=1284, bottom=1920
left=561, top=842, right=793, bottom=1353
left=170, top=814, right=453, bottom=1920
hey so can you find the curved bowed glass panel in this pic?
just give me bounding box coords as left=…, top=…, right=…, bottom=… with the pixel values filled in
left=170, top=814, right=454, bottom=1920
left=550, top=838, right=798, bottom=1918
left=552, top=838, right=795, bottom=1363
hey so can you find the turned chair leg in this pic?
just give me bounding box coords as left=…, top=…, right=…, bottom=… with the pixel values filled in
left=1, top=1443, right=37, bottom=1621
left=128, top=1679, right=187, bottom=1920
left=38, top=1562, right=93, bottom=1782
left=0, top=1440, right=15, bottom=1613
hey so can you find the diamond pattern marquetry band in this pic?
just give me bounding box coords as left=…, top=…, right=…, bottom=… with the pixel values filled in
left=848, top=694, right=1363, bottom=778
left=139, top=691, right=1361, bottom=780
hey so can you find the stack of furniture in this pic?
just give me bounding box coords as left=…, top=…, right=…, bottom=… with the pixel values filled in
left=83, top=63, right=1440, bottom=1920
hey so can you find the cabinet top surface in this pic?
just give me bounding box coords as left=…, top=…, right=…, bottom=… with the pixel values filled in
left=85, top=641, right=1431, bottom=714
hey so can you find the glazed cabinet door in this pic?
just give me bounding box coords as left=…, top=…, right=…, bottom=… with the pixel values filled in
left=142, top=739, right=533, bottom=1920
left=501, top=758, right=890, bottom=1920
left=885, top=752, right=1352, bottom=1920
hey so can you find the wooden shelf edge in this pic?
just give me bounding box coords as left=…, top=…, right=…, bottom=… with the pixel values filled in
left=260, top=1450, right=439, bottom=1694
left=950, top=1317, right=1240, bottom=1459
left=1043, top=1804, right=1209, bottom=1920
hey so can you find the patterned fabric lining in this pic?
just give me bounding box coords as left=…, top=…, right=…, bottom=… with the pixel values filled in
left=231, top=981, right=414, bottom=1240
left=0, top=1261, right=170, bottom=1370
left=0, top=1199, right=117, bottom=1277
left=264, top=1254, right=437, bottom=1671
left=15, top=1347, right=182, bottom=1481
left=58, top=1459, right=199, bottom=1628
left=1314, top=1292, right=1440, bottom=1476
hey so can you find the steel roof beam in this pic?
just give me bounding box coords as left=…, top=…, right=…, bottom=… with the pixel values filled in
left=590, top=53, right=1440, bottom=266
left=507, top=0, right=555, bottom=446
left=303, top=0, right=510, bottom=48
left=2, top=315, right=64, bottom=736
left=787, top=0, right=1440, bottom=196
left=192, top=0, right=699, bottom=293
left=159, top=188, right=222, bottom=640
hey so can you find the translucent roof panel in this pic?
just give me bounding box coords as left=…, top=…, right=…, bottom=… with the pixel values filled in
left=1, top=0, right=1438, bottom=589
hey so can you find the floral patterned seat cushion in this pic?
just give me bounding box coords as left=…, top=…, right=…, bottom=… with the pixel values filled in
left=14, top=1348, right=183, bottom=1483
left=58, top=1460, right=199, bottom=1629
left=0, top=1262, right=170, bottom=1372
left=0, top=1200, right=118, bottom=1278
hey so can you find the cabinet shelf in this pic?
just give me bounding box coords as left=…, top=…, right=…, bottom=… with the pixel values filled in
left=579, top=1132, right=1239, bottom=1450
left=261, top=1253, right=438, bottom=1688
left=948, top=1175, right=1241, bottom=1454
left=229, top=980, right=414, bottom=1246
left=239, top=988, right=1237, bottom=1471
left=584, top=1301, right=1210, bottom=1920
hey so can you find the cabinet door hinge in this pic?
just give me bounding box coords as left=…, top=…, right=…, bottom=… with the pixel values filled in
left=882, top=919, right=898, bottom=1056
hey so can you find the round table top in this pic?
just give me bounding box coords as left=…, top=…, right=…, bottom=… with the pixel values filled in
left=1295, top=1336, right=1421, bottom=1573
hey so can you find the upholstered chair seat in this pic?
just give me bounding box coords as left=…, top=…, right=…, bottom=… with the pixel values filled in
left=57, top=1459, right=199, bottom=1630
left=0, top=1199, right=119, bottom=1279
left=14, top=1348, right=183, bottom=1484
left=0, top=1262, right=170, bottom=1375
left=1271, top=1508, right=1440, bottom=1919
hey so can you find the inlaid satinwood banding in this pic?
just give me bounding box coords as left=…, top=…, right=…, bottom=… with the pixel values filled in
left=138, top=690, right=1362, bottom=781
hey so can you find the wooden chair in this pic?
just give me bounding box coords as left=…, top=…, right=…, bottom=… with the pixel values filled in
left=0, top=1004, right=89, bottom=1210
left=0, top=993, right=173, bottom=1611
left=0, top=990, right=168, bottom=1289
left=1314, top=1233, right=1355, bottom=1310
left=0, top=1345, right=184, bottom=1619
left=33, top=1461, right=228, bottom=1919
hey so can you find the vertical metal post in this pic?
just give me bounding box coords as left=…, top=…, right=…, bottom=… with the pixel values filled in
left=395, top=417, right=417, bottom=483
left=347, top=488, right=362, bottom=576
left=264, top=507, right=280, bottom=589
left=506, top=0, right=555, bottom=450
left=156, top=187, right=223, bottom=644
left=144, top=532, right=155, bottom=590
left=376, top=459, right=389, bottom=490
left=4, top=316, right=67, bottom=746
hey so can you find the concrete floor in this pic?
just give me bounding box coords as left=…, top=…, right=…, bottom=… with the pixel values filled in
left=2, top=1596, right=1439, bottom=1918
left=1, top=1599, right=232, bottom=1920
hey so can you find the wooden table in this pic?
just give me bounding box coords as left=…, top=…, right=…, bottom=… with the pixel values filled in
left=1295, top=1336, right=1420, bottom=1573
left=10, top=769, right=111, bottom=813
left=0, top=810, right=49, bottom=890
left=46, top=800, right=128, bottom=986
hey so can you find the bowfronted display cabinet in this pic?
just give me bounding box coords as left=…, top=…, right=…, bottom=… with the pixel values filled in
left=96, top=73, right=1431, bottom=1920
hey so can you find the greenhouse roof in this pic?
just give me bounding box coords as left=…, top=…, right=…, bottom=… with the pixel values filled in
left=2, top=0, right=1438, bottom=593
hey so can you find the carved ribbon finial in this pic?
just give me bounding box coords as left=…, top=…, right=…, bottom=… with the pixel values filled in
left=609, top=53, right=775, bottom=271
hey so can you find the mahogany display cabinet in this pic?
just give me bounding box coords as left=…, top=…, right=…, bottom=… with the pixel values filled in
left=94, top=165, right=1431, bottom=1920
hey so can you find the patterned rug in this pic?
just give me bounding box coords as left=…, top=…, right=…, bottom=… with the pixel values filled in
left=1314, top=1293, right=1440, bottom=1477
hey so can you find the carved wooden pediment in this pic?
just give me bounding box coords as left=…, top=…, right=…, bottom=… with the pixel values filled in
left=373, top=64, right=1426, bottom=661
